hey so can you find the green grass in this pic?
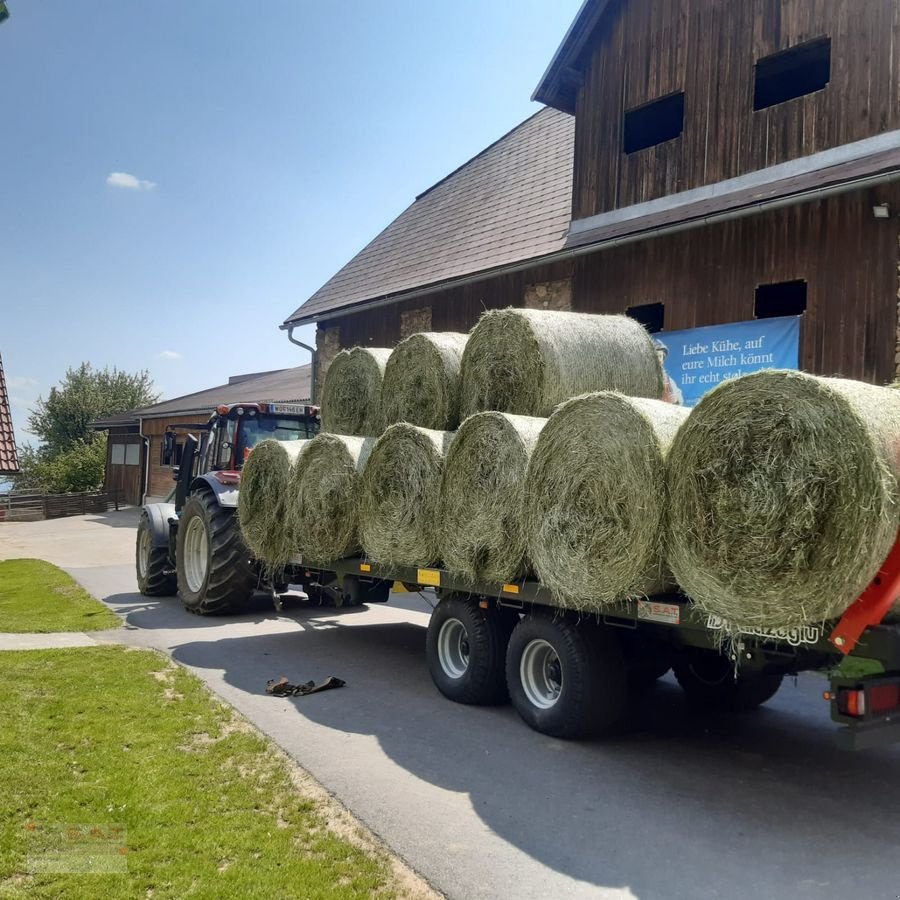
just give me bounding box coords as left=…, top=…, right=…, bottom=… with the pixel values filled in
left=0, top=646, right=400, bottom=899
left=0, top=559, right=120, bottom=633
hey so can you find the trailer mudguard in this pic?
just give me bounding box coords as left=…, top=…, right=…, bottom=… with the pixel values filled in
left=142, top=502, right=177, bottom=548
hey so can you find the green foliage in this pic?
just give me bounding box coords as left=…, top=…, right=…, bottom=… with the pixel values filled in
left=11, top=437, right=108, bottom=494
left=28, top=362, right=157, bottom=455
left=0, top=559, right=120, bottom=632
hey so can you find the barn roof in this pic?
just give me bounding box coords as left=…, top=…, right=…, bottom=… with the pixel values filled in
left=283, top=107, right=575, bottom=328
left=91, top=365, right=311, bottom=428
left=0, top=355, right=19, bottom=475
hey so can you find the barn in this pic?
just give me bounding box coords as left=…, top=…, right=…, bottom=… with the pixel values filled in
left=282, top=0, right=900, bottom=399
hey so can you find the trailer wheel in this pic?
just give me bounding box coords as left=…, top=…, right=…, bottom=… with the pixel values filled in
left=176, top=491, right=257, bottom=615
left=426, top=596, right=516, bottom=705
left=506, top=616, right=627, bottom=739
left=136, top=511, right=176, bottom=597
left=673, top=648, right=784, bottom=711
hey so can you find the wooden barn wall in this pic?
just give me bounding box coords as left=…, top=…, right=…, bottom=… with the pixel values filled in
left=573, top=0, right=900, bottom=219
left=573, top=186, right=900, bottom=384
left=143, top=414, right=208, bottom=500
left=322, top=260, right=575, bottom=349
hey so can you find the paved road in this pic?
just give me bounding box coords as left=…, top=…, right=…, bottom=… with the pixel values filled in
left=3, top=511, right=900, bottom=899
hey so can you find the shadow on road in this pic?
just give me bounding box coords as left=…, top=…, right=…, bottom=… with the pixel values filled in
left=165, top=606, right=900, bottom=899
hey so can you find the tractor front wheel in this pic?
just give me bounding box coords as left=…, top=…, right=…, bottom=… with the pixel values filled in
left=175, top=491, right=257, bottom=615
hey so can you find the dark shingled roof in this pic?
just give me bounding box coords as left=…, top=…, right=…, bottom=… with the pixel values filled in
left=283, top=107, right=575, bottom=326
left=0, top=355, right=19, bottom=475
left=91, top=365, right=311, bottom=428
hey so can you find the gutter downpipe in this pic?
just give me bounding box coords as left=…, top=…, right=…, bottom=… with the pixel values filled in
left=285, top=326, right=318, bottom=404
left=279, top=167, right=900, bottom=329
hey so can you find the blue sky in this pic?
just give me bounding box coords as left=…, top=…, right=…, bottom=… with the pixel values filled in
left=1, top=0, right=581, bottom=444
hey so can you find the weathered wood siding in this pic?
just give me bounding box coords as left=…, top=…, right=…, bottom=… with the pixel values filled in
left=143, top=414, right=209, bottom=500
left=573, top=186, right=900, bottom=383
left=573, top=0, right=900, bottom=219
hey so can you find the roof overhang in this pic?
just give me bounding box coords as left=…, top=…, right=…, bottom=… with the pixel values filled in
left=532, top=0, right=616, bottom=114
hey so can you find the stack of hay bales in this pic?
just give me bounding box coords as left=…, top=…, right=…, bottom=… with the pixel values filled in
left=440, top=412, right=546, bottom=583
left=459, top=308, right=663, bottom=418
left=381, top=332, right=468, bottom=430
left=321, top=347, right=392, bottom=436
left=524, top=393, right=688, bottom=609
left=287, top=433, right=374, bottom=564
left=238, top=439, right=310, bottom=569
left=667, top=371, right=900, bottom=630
left=359, top=423, right=453, bottom=566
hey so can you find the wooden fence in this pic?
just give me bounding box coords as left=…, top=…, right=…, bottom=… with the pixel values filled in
left=0, top=489, right=124, bottom=522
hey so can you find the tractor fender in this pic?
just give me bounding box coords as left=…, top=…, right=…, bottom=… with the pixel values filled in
left=142, top=502, right=177, bottom=548
left=191, top=473, right=239, bottom=508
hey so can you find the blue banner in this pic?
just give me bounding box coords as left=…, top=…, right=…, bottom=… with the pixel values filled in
left=654, top=316, right=800, bottom=407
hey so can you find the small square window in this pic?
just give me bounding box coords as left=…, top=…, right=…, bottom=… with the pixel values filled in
left=125, top=443, right=141, bottom=466
left=110, top=443, right=125, bottom=465
left=755, top=280, right=807, bottom=319
left=626, top=302, right=665, bottom=334
left=754, top=38, right=831, bottom=111
left=623, top=92, right=685, bottom=154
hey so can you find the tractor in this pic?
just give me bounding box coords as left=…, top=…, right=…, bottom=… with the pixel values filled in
left=135, top=401, right=319, bottom=614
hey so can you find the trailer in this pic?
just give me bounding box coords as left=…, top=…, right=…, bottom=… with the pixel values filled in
left=283, top=545, right=900, bottom=751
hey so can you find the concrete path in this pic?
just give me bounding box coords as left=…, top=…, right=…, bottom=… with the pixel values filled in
left=3, top=510, right=900, bottom=900
left=0, top=632, right=100, bottom=650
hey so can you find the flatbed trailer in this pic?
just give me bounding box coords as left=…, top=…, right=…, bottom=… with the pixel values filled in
left=282, top=544, right=900, bottom=751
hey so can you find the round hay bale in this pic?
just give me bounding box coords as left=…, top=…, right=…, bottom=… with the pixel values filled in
left=524, top=393, right=689, bottom=609
left=238, top=439, right=310, bottom=568
left=381, top=332, right=469, bottom=430
left=667, top=371, right=900, bottom=630
left=287, top=433, right=375, bottom=564
left=440, top=412, right=546, bottom=583
left=321, top=347, right=392, bottom=436
left=359, top=423, right=453, bottom=566
left=459, top=308, right=663, bottom=418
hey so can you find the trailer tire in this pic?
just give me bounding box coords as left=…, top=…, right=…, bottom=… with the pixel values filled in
left=426, top=596, right=516, bottom=705
left=176, top=491, right=257, bottom=615
left=673, top=648, right=784, bottom=711
left=506, top=616, right=627, bottom=739
left=136, top=512, right=176, bottom=597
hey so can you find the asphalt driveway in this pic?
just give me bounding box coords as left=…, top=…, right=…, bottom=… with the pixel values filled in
left=3, top=510, right=899, bottom=900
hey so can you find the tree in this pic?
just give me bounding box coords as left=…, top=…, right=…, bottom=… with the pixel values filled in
left=28, top=363, right=158, bottom=455
left=13, top=363, right=158, bottom=493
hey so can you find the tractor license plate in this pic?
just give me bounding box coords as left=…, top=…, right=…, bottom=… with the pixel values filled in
left=637, top=600, right=680, bottom=625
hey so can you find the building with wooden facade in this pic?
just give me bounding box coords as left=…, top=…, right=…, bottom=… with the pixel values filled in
left=0, top=354, right=19, bottom=476
left=93, top=365, right=310, bottom=505
left=283, top=0, right=900, bottom=394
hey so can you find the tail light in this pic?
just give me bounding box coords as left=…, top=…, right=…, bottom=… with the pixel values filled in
left=833, top=679, right=900, bottom=719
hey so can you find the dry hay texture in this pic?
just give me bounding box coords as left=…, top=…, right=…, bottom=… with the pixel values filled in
left=381, top=332, right=469, bottom=431
left=667, top=370, right=900, bottom=631
left=359, top=423, right=453, bottom=567
left=459, top=308, right=663, bottom=418
left=440, top=412, right=546, bottom=584
left=524, top=393, right=689, bottom=609
left=321, top=346, right=392, bottom=436
left=238, top=439, right=310, bottom=568
left=287, top=433, right=375, bottom=564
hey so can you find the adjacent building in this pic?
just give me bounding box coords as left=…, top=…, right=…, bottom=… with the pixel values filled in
left=283, top=0, right=900, bottom=396
left=0, top=354, right=19, bottom=477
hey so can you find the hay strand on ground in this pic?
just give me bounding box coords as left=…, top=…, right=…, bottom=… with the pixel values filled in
left=667, top=371, right=900, bottom=630
left=524, top=392, right=689, bottom=609
left=359, top=424, right=453, bottom=566
left=440, top=412, right=546, bottom=583
left=459, top=308, right=663, bottom=418
left=381, top=332, right=469, bottom=430
left=238, top=439, right=310, bottom=568
left=321, top=347, right=392, bottom=436
left=287, top=433, right=375, bottom=564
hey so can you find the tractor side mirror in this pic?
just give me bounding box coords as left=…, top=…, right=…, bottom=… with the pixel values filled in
left=163, top=431, right=176, bottom=466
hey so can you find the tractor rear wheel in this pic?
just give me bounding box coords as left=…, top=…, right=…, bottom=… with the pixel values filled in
left=175, top=491, right=257, bottom=615
left=136, top=511, right=176, bottom=597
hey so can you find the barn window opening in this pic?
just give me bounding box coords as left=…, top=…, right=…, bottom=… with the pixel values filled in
left=754, top=280, right=808, bottom=319
left=160, top=439, right=183, bottom=467
left=754, top=38, right=831, bottom=111
left=623, top=92, right=685, bottom=154
left=626, top=302, right=665, bottom=333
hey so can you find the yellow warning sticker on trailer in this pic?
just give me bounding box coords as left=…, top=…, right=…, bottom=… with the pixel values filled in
left=502, top=584, right=520, bottom=595
left=416, top=568, right=441, bottom=587
left=359, top=563, right=371, bottom=573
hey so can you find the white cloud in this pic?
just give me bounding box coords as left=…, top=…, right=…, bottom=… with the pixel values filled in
left=106, top=171, right=156, bottom=191
left=157, top=350, right=182, bottom=360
